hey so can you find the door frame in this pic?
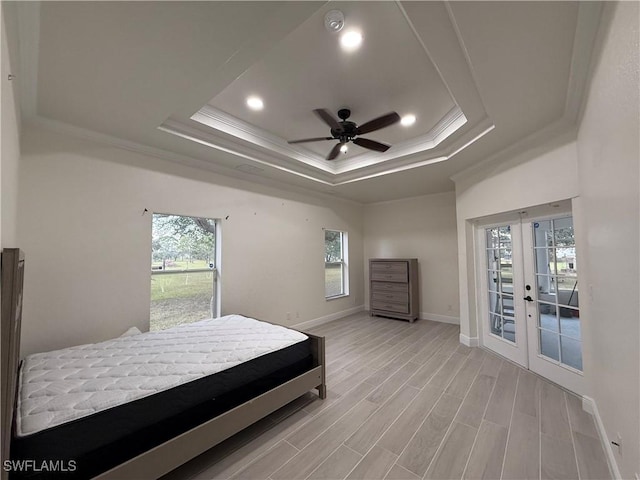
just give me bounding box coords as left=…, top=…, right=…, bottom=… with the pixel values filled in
left=473, top=202, right=585, bottom=394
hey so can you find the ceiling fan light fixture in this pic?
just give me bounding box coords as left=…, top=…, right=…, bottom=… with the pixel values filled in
left=340, top=30, right=363, bottom=51
left=401, top=114, right=417, bottom=126
left=324, top=10, right=344, bottom=33
left=340, top=144, right=348, bottom=154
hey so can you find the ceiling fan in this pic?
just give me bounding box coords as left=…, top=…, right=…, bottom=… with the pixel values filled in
left=288, top=108, right=401, bottom=160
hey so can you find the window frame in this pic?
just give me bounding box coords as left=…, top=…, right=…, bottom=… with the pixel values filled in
left=150, top=213, right=221, bottom=330
left=324, top=229, right=349, bottom=299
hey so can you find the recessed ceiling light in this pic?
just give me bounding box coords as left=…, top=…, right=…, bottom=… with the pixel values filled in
left=340, top=30, right=362, bottom=51
left=340, top=144, right=348, bottom=154
left=401, top=114, right=416, bottom=126
left=246, top=96, right=264, bottom=111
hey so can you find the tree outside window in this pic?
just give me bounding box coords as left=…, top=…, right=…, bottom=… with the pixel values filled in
left=325, top=229, right=348, bottom=298
left=151, top=214, right=218, bottom=330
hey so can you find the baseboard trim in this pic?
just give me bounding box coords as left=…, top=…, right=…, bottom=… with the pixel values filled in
left=459, top=334, right=479, bottom=347
left=420, top=312, right=460, bottom=325
left=582, top=395, right=621, bottom=480
left=293, top=305, right=365, bottom=330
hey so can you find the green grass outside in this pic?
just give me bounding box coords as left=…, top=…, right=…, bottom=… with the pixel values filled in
left=150, top=266, right=345, bottom=331
left=150, top=271, right=214, bottom=331
left=151, top=270, right=213, bottom=301
left=325, top=264, right=343, bottom=297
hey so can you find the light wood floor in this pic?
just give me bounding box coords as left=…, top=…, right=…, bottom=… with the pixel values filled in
left=163, top=313, right=611, bottom=480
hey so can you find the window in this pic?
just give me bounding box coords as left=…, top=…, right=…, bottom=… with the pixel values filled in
left=324, top=229, right=348, bottom=298
left=151, top=213, right=219, bottom=331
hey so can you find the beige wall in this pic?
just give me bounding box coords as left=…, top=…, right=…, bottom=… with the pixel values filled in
left=8, top=3, right=639, bottom=475
left=454, top=139, right=579, bottom=341
left=1, top=3, right=21, bottom=249
left=453, top=2, right=639, bottom=476
left=576, top=2, right=639, bottom=477
left=17, top=127, right=364, bottom=356
left=364, top=191, right=459, bottom=323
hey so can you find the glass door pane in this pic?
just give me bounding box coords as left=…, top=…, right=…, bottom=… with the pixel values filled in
left=532, top=217, right=582, bottom=370
left=485, top=226, right=515, bottom=343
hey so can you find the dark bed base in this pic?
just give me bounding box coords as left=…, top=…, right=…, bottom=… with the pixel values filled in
left=96, top=339, right=325, bottom=480
left=0, top=249, right=326, bottom=480
left=12, top=353, right=314, bottom=479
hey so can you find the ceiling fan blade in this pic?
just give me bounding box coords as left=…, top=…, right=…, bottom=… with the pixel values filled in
left=326, top=142, right=345, bottom=161
left=313, top=109, right=341, bottom=130
left=288, top=137, right=334, bottom=144
left=356, top=112, right=401, bottom=135
left=353, top=137, right=391, bottom=152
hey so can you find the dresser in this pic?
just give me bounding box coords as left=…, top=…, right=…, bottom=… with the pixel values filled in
left=369, top=258, right=419, bottom=322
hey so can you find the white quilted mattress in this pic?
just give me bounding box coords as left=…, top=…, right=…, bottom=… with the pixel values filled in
left=16, top=315, right=307, bottom=437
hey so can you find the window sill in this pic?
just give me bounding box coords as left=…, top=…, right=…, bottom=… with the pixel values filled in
left=326, top=294, right=349, bottom=301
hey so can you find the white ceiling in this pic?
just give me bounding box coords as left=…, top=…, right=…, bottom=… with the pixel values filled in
left=17, top=1, right=603, bottom=204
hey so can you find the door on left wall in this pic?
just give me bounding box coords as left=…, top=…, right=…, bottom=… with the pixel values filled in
left=150, top=213, right=220, bottom=331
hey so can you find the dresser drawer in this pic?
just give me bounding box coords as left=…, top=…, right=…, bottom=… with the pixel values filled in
left=371, top=300, right=410, bottom=314
left=371, top=282, right=409, bottom=293
left=371, top=262, right=408, bottom=274
left=371, top=272, right=407, bottom=283
left=372, top=291, right=409, bottom=303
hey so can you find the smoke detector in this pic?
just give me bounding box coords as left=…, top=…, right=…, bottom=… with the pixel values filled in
left=324, top=10, right=344, bottom=33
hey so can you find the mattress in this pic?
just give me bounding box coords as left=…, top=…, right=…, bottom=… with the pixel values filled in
left=12, top=315, right=312, bottom=479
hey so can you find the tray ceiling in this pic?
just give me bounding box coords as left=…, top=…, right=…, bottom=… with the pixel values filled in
left=20, top=1, right=603, bottom=202
left=162, top=1, right=492, bottom=184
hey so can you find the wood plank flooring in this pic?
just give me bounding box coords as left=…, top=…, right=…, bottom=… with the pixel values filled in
left=162, top=313, right=611, bottom=480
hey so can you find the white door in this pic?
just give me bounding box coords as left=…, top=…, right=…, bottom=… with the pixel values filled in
left=521, top=215, right=584, bottom=394
left=478, top=223, right=529, bottom=367
left=478, top=214, right=584, bottom=394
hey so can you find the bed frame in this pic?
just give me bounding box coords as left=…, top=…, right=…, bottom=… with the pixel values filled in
left=1, top=249, right=24, bottom=480
left=0, top=248, right=326, bottom=480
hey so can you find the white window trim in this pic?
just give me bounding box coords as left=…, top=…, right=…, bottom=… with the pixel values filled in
left=324, top=229, right=349, bottom=299
left=150, top=213, right=221, bottom=331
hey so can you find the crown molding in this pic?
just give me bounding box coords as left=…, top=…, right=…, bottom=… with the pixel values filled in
left=26, top=115, right=366, bottom=207
left=178, top=0, right=491, bottom=187
left=161, top=112, right=494, bottom=187
left=449, top=117, right=577, bottom=186
left=450, top=2, right=603, bottom=187
left=158, top=118, right=335, bottom=186
left=193, top=106, right=333, bottom=173
left=334, top=107, right=467, bottom=173
left=334, top=119, right=494, bottom=184
left=192, top=104, right=468, bottom=176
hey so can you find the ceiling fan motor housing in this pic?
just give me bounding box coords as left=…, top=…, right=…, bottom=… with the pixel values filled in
left=331, top=121, right=357, bottom=141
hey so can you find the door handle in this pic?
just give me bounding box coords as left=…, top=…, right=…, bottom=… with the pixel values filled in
left=523, top=295, right=533, bottom=302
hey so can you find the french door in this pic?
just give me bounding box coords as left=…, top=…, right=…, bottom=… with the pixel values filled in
left=478, top=214, right=584, bottom=394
